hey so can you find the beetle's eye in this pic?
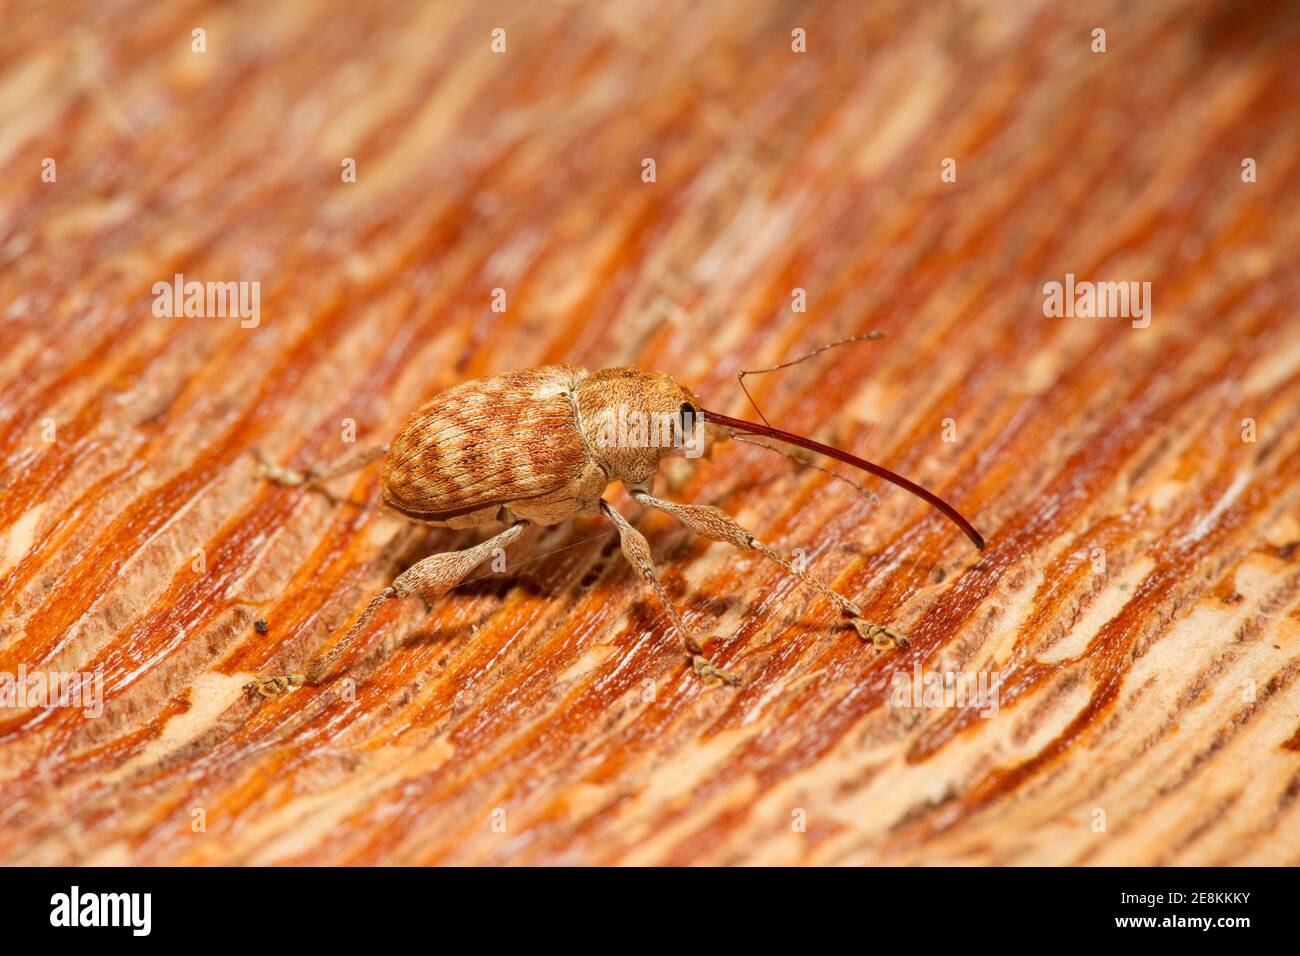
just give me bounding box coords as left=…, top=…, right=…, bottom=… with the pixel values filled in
left=679, top=402, right=697, bottom=433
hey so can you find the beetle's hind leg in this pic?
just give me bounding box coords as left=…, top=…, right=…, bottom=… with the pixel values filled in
left=631, top=491, right=906, bottom=649
left=253, top=444, right=389, bottom=502
left=245, top=522, right=526, bottom=698
left=600, top=499, right=739, bottom=687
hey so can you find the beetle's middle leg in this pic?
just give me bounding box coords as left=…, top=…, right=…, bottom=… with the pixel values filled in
left=600, top=499, right=739, bottom=686
left=631, top=491, right=906, bottom=649
left=245, top=522, right=526, bottom=697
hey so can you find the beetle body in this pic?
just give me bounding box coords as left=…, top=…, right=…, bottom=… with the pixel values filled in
left=248, top=359, right=983, bottom=695
left=381, top=364, right=711, bottom=529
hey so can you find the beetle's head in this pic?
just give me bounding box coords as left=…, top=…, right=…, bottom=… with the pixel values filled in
left=570, top=365, right=985, bottom=553
left=574, top=369, right=727, bottom=489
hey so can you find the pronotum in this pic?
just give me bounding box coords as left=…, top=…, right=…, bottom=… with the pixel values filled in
left=246, top=357, right=983, bottom=695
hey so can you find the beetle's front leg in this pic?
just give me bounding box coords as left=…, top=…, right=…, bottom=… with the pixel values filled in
left=246, top=522, right=526, bottom=698
left=600, top=500, right=739, bottom=686
left=631, top=491, right=906, bottom=649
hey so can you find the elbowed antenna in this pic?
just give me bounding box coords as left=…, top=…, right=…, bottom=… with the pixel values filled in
left=700, top=409, right=986, bottom=551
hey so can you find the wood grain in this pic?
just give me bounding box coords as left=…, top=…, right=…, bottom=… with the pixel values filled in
left=2, top=0, right=1299, bottom=865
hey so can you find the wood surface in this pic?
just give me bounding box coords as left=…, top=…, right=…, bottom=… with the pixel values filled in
left=2, top=0, right=1299, bottom=865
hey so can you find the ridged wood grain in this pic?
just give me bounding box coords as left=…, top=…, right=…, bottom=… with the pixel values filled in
left=1, top=0, right=1298, bottom=865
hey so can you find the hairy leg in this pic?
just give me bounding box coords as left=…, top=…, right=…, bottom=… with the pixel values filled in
left=631, top=491, right=905, bottom=648
left=254, top=444, right=389, bottom=502
left=246, top=522, right=526, bottom=697
left=600, top=499, right=739, bottom=686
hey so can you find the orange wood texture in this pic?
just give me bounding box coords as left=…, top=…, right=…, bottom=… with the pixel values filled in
left=2, top=0, right=1299, bottom=865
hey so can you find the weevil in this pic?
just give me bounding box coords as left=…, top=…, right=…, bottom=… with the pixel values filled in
left=245, top=359, right=984, bottom=696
